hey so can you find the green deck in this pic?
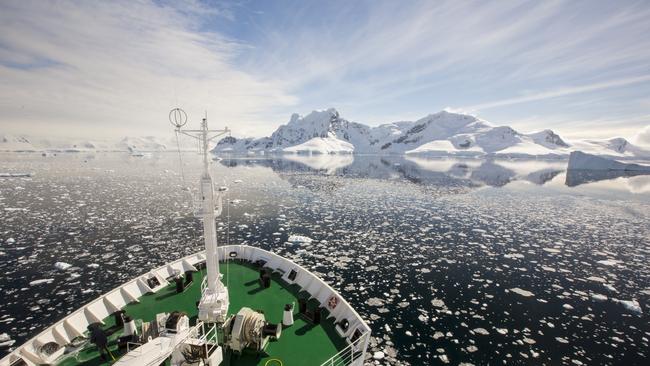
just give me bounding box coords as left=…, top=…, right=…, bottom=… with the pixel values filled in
left=57, top=261, right=347, bottom=366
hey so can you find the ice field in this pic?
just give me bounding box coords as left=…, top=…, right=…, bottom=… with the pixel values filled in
left=0, top=153, right=649, bottom=365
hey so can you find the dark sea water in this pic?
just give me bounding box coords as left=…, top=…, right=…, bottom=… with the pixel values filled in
left=0, top=152, right=649, bottom=365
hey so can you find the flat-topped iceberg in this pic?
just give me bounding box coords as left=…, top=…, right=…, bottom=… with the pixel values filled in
left=568, top=151, right=650, bottom=171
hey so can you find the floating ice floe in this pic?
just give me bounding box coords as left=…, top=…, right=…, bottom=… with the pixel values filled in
left=509, top=287, right=534, bottom=297
left=287, top=235, right=313, bottom=243
left=372, top=351, right=385, bottom=360
left=543, top=248, right=561, bottom=254
left=596, top=259, right=620, bottom=266
left=590, top=293, right=607, bottom=302
left=473, top=328, right=489, bottom=335
left=431, top=298, right=446, bottom=308
left=586, top=276, right=606, bottom=283
left=29, top=278, right=54, bottom=286
left=0, top=332, right=15, bottom=347
left=366, top=298, right=384, bottom=306
left=615, top=299, right=643, bottom=314
left=54, top=261, right=72, bottom=271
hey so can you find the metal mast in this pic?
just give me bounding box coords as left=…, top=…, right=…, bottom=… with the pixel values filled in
left=170, top=108, right=230, bottom=323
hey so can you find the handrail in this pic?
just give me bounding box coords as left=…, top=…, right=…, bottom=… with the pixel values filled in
left=319, top=331, right=370, bottom=366
left=200, top=276, right=208, bottom=295
left=171, top=321, right=219, bottom=361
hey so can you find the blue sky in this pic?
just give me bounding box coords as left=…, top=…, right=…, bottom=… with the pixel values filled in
left=1, top=0, right=649, bottom=144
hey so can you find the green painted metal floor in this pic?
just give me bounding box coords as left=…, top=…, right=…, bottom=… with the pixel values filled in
left=57, top=261, right=347, bottom=366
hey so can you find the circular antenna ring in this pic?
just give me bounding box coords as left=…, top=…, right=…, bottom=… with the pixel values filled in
left=169, top=108, right=188, bottom=128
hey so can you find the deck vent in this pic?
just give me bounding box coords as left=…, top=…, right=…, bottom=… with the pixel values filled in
left=351, top=328, right=363, bottom=342
left=260, top=273, right=271, bottom=288
left=288, top=269, right=297, bottom=281
left=338, top=319, right=350, bottom=331
left=298, top=298, right=307, bottom=314
left=255, top=259, right=267, bottom=267
left=147, top=276, right=160, bottom=289
left=113, top=310, right=126, bottom=327
left=184, top=271, right=194, bottom=286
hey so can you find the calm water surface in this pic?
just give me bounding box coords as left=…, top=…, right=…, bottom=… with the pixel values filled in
left=0, top=153, right=649, bottom=365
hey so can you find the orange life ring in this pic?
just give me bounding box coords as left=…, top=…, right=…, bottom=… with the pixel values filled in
left=327, top=295, right=339, bottom=310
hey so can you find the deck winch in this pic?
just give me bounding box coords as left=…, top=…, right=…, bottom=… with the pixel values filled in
left=223, top=307, right=281, bottom=354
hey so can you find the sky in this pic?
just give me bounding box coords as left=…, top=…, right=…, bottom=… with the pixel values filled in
left=1, top=0, right=649, bottom=145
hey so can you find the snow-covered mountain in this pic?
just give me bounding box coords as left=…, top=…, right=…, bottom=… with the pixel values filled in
left=212, top=108, right=650, bottom=159
left=116, top=136, right=167, bottom=152
left=0, top=134, right=172, bottom=152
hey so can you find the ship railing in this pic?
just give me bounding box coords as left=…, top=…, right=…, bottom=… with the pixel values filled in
left=172, top=321, right=219, bottom=360
left=319, top=331, right=370, bottom=366
left=196, top=321, right=219, bottom=355
left=200, top=276, right=208, bottom=295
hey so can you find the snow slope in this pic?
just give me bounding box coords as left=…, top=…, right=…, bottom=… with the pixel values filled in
left=213, top=108, right=650, bottom=159
left=283, top=136, right=354, bottom=154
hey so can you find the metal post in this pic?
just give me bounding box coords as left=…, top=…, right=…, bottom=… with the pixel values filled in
left=171, top=109, right=230, bottom=323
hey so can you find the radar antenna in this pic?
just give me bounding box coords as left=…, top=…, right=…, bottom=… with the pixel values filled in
left=169, top=107, right=230, bottom=323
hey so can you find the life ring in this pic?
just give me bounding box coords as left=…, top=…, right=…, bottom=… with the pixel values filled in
left=265, top=359, right=283, bottom=366
left=327, top=295, right=339, bottom=310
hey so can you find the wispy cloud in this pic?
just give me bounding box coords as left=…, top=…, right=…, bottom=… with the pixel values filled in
left=0, top=0, right=296, bottom=138
left=1, top=0, right=649, bottom=139
left=464, top=75, right=650, bottom=111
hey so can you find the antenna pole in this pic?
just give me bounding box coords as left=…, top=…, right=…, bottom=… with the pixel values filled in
left=171, top=109, right=230, bottom=323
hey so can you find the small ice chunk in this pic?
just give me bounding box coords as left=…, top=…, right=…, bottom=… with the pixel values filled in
left=586, top=276, right=606, bottom=283
left=373, top=351, right=385, bottom=360
left=473, top=328, right=490, bottom=335
left=590, top=293, right=607, bottom=302
left=596, top=259, right=619, bottom=266
left=55, top=262, right=72, bottom=271
left=288, top=235, right=313, bottom=243
left=509, top=288, right=534, bottom=297
left=366, top=298, right=384, bottom=307
left=30, top=278, right=54, bottom=286
left=431, top=299, right=446, bottom=308
left=616, top=299, right=642, bottom=314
